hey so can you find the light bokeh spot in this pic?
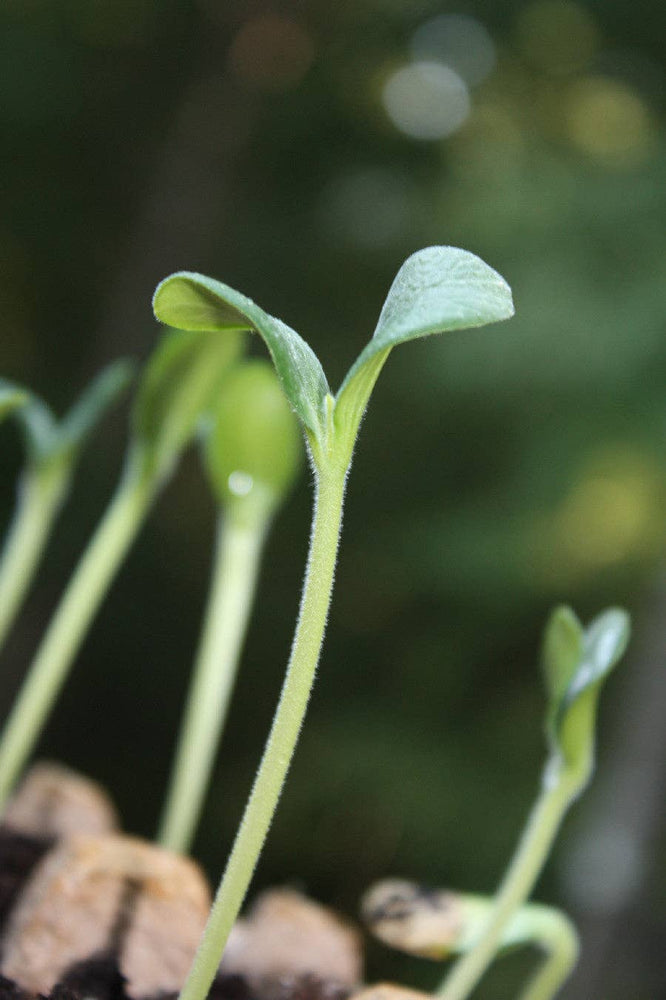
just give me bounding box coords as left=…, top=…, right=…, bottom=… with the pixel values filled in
left=411, top=14, right=496, bottom=87
left=382, top=61, right=470, bottom=140
left=567, top=75, right=655, bottom=166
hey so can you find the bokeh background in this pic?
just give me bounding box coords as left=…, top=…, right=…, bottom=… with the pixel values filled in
left=2, top=0, right=666, bottom=996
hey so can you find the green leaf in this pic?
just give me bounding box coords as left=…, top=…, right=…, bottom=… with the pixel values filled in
left=542, top=606, right=584, bottom=751
left=543, top=606, right=630, bottom=784
left=132, top=327, right=242, bottom=483
left=334, top=247, right=515, bottom=449
left=203, top=360, right=302, bottom=522
left=0, top=384, right=28, bottom=422
left=152, top=273, right=329, bottom=439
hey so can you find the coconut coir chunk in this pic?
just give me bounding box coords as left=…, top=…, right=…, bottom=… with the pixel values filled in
left=0, top=764, right=368, bottom=1000
left=0, top=833, right=211, bottom=997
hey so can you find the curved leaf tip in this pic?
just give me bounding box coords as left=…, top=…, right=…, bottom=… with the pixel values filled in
left=371, top=246, right=514, bottom=352
left=153, top=272, right=329, bottom=438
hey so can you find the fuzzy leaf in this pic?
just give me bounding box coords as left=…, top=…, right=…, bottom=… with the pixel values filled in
left=132, top=327, right=241, bottom=483
left=203, top=360, right=302, bottom=522
left=543, top=607, right=630, bottom=782
left=153, top=273, right=329, bottom=439
left=334, top=247, right=514, bottom=445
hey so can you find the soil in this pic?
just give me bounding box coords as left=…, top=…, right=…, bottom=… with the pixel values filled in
left=0, top=767, right=360, bottom=1000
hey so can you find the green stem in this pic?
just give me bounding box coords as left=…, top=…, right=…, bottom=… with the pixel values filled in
left=158, top=509, right=267, bottom=853
left=0, top=467, right=68, bottom=652
left=438, top=773, right=578, bottom=1000
left=0, top=460, right=153, bottom=807
left=516, top=907, right=579, bottom=1000
left=178, top=466, right=347, bottom=1000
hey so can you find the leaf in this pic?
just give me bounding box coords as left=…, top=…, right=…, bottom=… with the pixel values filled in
left=203, top=360, right=302, bottom=521
left=0, top=383, right=28, bottom=422
left=132, top=327, right=242, bottom=483
left=334, top=247, right=515, bottom=447
left=542, top=606, right=584, bottom=751
left=152, top=273, right=329, bottom=439
left=543, top=606, right=630, bottom=783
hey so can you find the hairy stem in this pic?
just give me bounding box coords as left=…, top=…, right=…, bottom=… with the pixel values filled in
left=158, top=510, right=266, bottom=853
left=439, top=774, right=577, bottom=1000
left=0, top=468, right=67, bottom=651
left=0, top=461, right=153, bottom=806
left=178, top=466, right=346, bottom=1000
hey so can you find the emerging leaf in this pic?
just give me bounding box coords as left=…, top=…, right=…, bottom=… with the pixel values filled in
left=542, top=607, right=630, bottom=785
left=152, top=274, right=329, bottom=439
left=334, top=247, right=515, bottom=450
left=203, top=360, right=302, bottom=523
left=132, top=328, right=241, bottom=484
left=542, top=606, right=584, bottom=752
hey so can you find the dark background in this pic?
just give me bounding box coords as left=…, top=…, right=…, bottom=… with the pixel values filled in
left=2, top=0, right=666, bottom=996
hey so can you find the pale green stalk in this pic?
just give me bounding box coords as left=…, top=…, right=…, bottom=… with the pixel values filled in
left=516, top=907, right=579, bottom=1000
left=0, top=467, right=68, bottom=651
left=158, top=509, right=266, bottom=853
left=178, top=465, right=346, bottom=1000
left=439, top=772, right=579, bottom=1000
left=0, top=455, right=153, bottom=807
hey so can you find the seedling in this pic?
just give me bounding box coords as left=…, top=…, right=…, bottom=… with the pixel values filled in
left=153, top=245, right=515, bottom=1000
left=0, top=328, right=241, bottom=806
left=363, top=878, right=578, bottom=1000
left=0, top=363, right=133, bottom=651
left=436, top=606, right=630, bottom=1000
left=158, top=359, right=302, bottom=853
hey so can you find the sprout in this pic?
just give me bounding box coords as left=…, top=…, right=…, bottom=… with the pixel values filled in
left=438, top=606, right=630, bottom=1000
left=0, top=363, right=133, bottom=651
left=0, top=329, right=241, bottom=806
left=158, top=359, right=302, bottom=853
left=153, top=246, right=514, bottom=1000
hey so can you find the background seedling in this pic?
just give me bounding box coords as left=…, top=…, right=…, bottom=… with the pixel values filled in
left=438, top=606, right=630, bottom=1000
left=0, top=328, right=241, bottom=807
left=0, top=364, right=133, bottom=652
left=363, top=878, right=579, bottom=1000
left=153, top=245, right=514, bottom=1000
left=158, top=359, right=302, bottom=853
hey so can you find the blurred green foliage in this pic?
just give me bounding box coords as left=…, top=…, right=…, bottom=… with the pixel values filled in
left=1, top=0, right=665, bottom=996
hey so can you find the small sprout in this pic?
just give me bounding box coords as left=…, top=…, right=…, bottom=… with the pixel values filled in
left=542, top=606, right=629, bottom=788
left=363, top=878, right=579, bottom=1000
left=158, top=360, right=302, bottom=853
left=0, top=363, right=134, bottom=652
left=0, top=329, right=242, bottom=807
left=438, top=606, right=630, bottom=1000
left=153, top=247, right=514, bottom=1000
